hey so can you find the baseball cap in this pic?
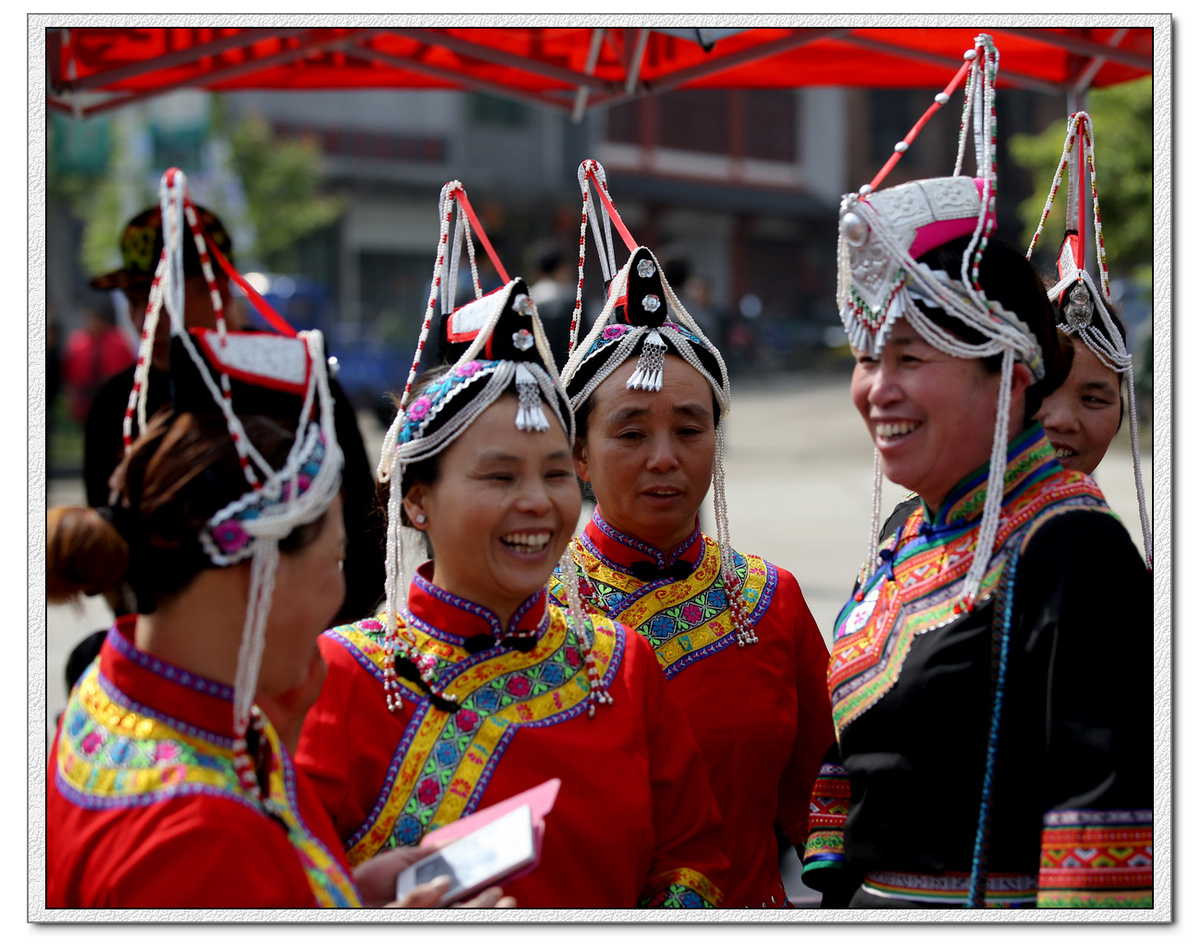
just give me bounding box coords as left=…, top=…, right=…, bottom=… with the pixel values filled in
left=89, top=205, right=234, bottom=291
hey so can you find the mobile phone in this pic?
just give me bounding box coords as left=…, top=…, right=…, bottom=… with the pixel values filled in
left=395, top=804, right=536, bottom=906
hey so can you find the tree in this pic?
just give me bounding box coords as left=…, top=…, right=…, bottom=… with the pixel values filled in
left=1010, top=77, right=1153, bottom=291
left=217, top=105, right=344, bottom=274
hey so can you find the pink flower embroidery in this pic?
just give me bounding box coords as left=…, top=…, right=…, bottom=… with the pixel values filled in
left=682, top=603, right=704, bottom=624
left=456, top=360, right=482, bottom=378
left=212, top=520, right=250, bottom=553
left=507, top=675, right=531, bottom=699
left=417, top=777, right=442, bottom=806
left=80, top=732, right=103, bottom=755
left=154, top=741, right=179, bottom=764
left=455, top=709, right=480, bottom=731
left=360, top=618, right=383, bottom=633
left=407, top=396, right=433, bottom=421
left=601, top=325, right=628, bottom=340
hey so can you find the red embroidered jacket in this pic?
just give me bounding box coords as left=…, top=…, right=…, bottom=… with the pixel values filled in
left=295, top=567, right=729, bottom=909
left=47, top=620, right=360, bottom=908
left=550, top=510, right=835, bottom=907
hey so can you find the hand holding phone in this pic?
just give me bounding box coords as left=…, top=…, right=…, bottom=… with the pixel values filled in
left=394, top=805, right=536, bottom=907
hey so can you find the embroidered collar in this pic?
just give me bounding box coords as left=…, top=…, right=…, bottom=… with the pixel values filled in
left=923, top=425, right=1062, bottom=530
left=406, top=562, right=551, bottom=646
left=584, top=507, right=704, bottom=573
left=100, top=618, right=237, bottom=743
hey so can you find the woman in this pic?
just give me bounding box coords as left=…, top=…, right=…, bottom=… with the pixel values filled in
left=801, top=52, right=1152, bottom=910
left=1035, top=322, right=1124, bottom=475
left=552, top=161, right=835, bottom=908
left=294, top=182, right=728, bottom=909
left=46, top=171, right=505, bottom=910
left=1026, top=109, right=1151, bottom=564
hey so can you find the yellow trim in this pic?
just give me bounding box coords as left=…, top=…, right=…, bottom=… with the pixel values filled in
left=347, top=609, right=619, bottom=865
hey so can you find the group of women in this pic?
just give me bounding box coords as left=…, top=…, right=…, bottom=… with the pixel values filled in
left=46, top=36, right=1152, bottom=912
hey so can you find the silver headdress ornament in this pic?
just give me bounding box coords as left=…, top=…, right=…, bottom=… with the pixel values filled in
left=125, top=168, right=343, bottom=810
left=1026, top=111, right=1151, bottom=567
left=560, top=160, right=755, bottom=648
left=837, top=35, right=1039, bottom=613
left=375, top=182, right=608, bottom=715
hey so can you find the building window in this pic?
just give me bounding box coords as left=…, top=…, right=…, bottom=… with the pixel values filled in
left=605, top=88, right=798, bottom=163
left=659, top=89, right=729, bottom=155
left=745, top=90, right=797, bottom=163
left=470, top=93, right=528, bottom=127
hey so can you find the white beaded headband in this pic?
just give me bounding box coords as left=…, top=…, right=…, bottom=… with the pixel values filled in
left=1026, top=111, right=1151, bottom=568
left=126, top=168, right=343, bottom=811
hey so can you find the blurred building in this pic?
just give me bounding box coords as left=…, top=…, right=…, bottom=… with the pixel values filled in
left=48, top=84, right=1063, bottom=395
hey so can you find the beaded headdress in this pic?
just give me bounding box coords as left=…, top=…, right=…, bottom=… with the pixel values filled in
left=124, top=168, right=343, bottom=808
left=376, top=182, right=610, bottom=715
left=1026, top=111, right=1151, bottom=567
left=837, top=34, right=1041, bottom=611
left=559, top=160, right=755, bottom=648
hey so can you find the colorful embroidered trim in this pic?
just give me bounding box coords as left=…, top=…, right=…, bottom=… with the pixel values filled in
left=861, top=870, right=1038, bottom=907
left=57, top=664, right=361, bottom=908
left=828, top=454, right=1111, bottom=739
left=802, top=762, right=851, bottom=876
left=342, top=607, right=623, bottom=865
left=589, top=508, right=703, bottom=570
left=552, top=534, right=775, bottom=680
left=411, top=570, right=550, bottom=642
left=1037, top=808, right=1152, bottom=908
left=105, top=626, right=234, bottom=701
left=640, top=867, right=724, bottom=909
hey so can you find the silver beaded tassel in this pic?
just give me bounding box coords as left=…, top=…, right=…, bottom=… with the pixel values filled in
left=625, top=329, right=667, bottom=391
left=514, top=363, right=550, bottom=432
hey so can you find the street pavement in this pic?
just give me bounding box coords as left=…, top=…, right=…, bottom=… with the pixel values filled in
left=40, top=370, right=1153, bottom=906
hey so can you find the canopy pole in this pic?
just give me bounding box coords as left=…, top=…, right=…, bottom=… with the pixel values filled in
left=572, top=28, right=606, bottom=123
left=1069, top=27, right=1128, bottom=115
left=624, top=29, right=651, bottom=95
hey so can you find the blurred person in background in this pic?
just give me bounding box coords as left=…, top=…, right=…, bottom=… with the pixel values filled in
left=62, top=297, right=135, bottom=426
left=78, top=202, right=384, bottom=633
left=527, top=240, right=575, bottom=370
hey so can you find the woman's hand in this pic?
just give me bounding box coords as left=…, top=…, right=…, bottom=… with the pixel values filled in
left=354, top=845, right=517, bottom=908
left=390, top=880, right=517, bottom=908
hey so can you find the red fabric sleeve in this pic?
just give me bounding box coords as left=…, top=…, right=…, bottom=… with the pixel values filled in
left=631, top=634, right=730, bottom=908
left=771, top=568, right=837, bottom=845
left=98, top=800, right=316, bottom=908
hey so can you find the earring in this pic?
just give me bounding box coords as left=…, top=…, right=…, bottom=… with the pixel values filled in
left=415, top=514, right=427, bottom=526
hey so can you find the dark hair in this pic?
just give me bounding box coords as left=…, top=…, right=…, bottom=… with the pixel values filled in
left=381, top=367, right=447, bottom=529
left=47, top=411, right=324, bottom=611
left=914, top=237, right=1074, bottom=424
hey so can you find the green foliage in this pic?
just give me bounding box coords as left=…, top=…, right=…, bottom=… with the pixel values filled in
left=1010, top=77, right=1153, bottom=290
left=221, top=108, right=343, bottom=273
left=47, top=114, right=153, bottom=279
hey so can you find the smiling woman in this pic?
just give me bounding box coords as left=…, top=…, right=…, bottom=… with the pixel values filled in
left=1034, top=332, right=1124, bottom=475
left=801, top=65, right=1153, bottom=909
left=293, top=182, right=728, bottom=909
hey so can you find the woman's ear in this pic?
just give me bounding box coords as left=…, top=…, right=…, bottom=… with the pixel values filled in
left=573, top=436, right=590, bottom=483
left=1008, top=361, right=1034, bottom=434
left=403, top=483, right=429, bottom=530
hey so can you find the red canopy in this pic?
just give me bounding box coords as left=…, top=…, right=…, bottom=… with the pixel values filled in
left=46, top=26, right=1153, bottom=120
